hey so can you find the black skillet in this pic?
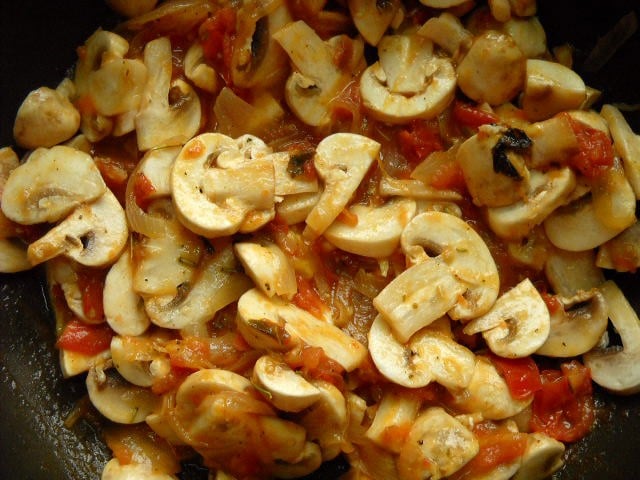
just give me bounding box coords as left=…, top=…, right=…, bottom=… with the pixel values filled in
left=1, top=1, right=640, bottom=478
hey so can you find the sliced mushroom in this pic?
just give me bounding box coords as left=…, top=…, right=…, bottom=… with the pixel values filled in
left=512, top=433, right=565, bottom=480
left=88, top=57, right=148, bottom=117
left=368, top=314, right=476, bottom=389
left=536, top=288, right=608, bottom=357
left=28, top=189, right=128, bottom=267
left=396, top=407, right=479, bottom=480
left=348, top=0, right=400, bottom=46
left=601, top=104, right=640, bottom=198
left=463, top=278, right=550, bottom=358
left=46, top=257, right=94, bottom=322
left=456, top=125, right=530, bottom=208
left=521, top=59, right=586, bottom=121
left=252, top=354, right=321, bottom=412
left=304, top=133, right=379, bottom=238
left=323, top=198, right=416, bottom=258
left=101, top=457, right=177, bottom=480
left=104, top=251, right=150, bottom=336
left=59, top=349, right=111, bottom=378
left=373, top=258, right=465, bottom=342
left=144, top=244, right=252, bottom=329
left=138, top=146, right=180, bottom=200
left=171, top=132, right=275, bottom=238
left=234, top=241, right=297, bottom=299
left=269, top=441, right=323, bottom=479
left=401, top=211, right=500, bottom=321
left=360, top=34, right=456, bottom=123
left=524, top=115, right=578, bottom=169
left=135, top=36, right=201, bottom=151
left=237, top=288, right=367, bottom=371
left=272, top=151, right=319, bottom=197
left=1, top=146, right=106, bottom=225
left=183, top=43, right=218, bottom=93
left=457, top=31, right=526, bottom=106
left=584, top=280, right=640, bottom=394
left=502, top=16, right=547, bottom=58
left=110, top=335, right=169, bottom=388
left=591, top=156, right=637, bottom=231
left=276, top=191, right=322, bottom=226
left=273, top=20, right=358, bottom=127
left=545, top=248, right=605, bottom=297
left=448, top=355, right=533, bottom=420
left=213, top=87, right=285, bottom=138
left=13, top=86, right=81, bottom=149
left=418, top=12, right=473, bottom=58
left=86, top=367, right=161, bottom=424
left=365, top=389, right=421, bottom=453
left=597, top=220, right=640, bottom=272
left=487, top=168, right=577, bottom=240
left=378, top=176, right=463, bottom=201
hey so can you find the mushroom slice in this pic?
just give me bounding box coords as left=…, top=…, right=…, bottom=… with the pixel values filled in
left=13, top=86, right=81, bottom=149
left=521, top=59, right=586, bottom=121
left=373, top=258, right=465, bottom=342
left=448, top=356, right=533, bottom=420
left=110, top=335, right=168, bottom=388
left=135, top=36, right=201, bottom=151
left=584, top=280, right=640, bottom=394
left=176, top=368, right=253, bottom=403
left=276, top=191, right=322, bottom=226
left=487, top=168, right=577, bottom=240
left=0, top=239, right=31, bottom=273
left=1, top=146, right=106, bottom=225
left=144, top=244, right=252, bottom=329
left=184, top=43, right=217, bottom=93
left=360, top=34, right=456, bottom=123
left=601, top=104, right=640, bottom=198
left=464, top=278, right=550, bottom=358
left=368, top=315, right=476, bottom=389
left=101, top=457, right=177, bottom=480
left=273, top=20, right=354, bottom=127
left=171, top=132, right=276, bottom=238
left=597, top=220, right=640, bottom=272
left=378, top=176, right=463, bottom=201
left=545, top=248, right=605, bottom=297
left=401, top=211, right=500, bottom=321
left=269, top=442, right=323, bottom=479
left=457, top=31, right=526, bottom=106
left=234, top=241, right=297, bottom=299
left=502, top=16, right=547, bottom=59
left=28, top=189, right=128, bottom=267
left=348, top=0, right=399, bottom=46
left=59, top=349, right=111, bottom=378
left=323, top=198, right=417, bottom=258
left=536, top=289, right=608, bottom=357
left=237, top=288, right=367, bottom=371
left=214, top=87, right=285, bottom=138
left=86, top=367, right=161, bottom=424
left=304, top=133, right=379, bottom=238
left=365, top=389, right=421, bottom=453
left=104, top=251, right=150, bottom=336
left=396, top=407, right=479, bottom=480
left=524, top=115, right=579, bottom=169
left=418, top=12, right=473, bottom=58
left=252, top=354, right=321, bottom=412
left=512, top=433, right=565, bottom=480
left=88, top=57, right=148, bottom=116
left=273, top=151, right=319, bottom=197
left=138, top=146, right=181, bottom=200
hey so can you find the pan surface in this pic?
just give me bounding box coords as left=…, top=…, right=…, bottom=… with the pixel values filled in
left=1, top=1, right=639, bottom=479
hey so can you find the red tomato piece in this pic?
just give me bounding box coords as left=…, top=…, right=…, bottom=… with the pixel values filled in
left=565, top=115, right=615, bottom=178
left=77, top=268, right=106, bottom=323
left=56, top=319, right=113, bottom=356
left=489, top=354, right=542, bottom=400
left=199, top=7, right=236, bottom=84
left=452, top=100, right=499, bottom=129
left=132, top=172, right=157, bottom=211
left=292, top=274, right=327, bottom=318
left=397, top=120, right=444, bottom=167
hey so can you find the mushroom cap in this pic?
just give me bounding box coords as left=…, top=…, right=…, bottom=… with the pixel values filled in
left=234, top=241, right=297, bottom=299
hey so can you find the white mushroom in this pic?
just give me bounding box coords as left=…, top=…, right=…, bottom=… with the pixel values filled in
left=524, top=115, right=579, bottom=169
left=59, top=349, right=111, bottom=378
left=401, top=211, right=500, bottom=321
left=110, top=335, right=169, bottom=388
left=144, top=244, right=252, bottom=329
left=28, top=189, right=128, bottom=267
left=104, top=251, right=150, bottom=336
left=135, top=36, right=201, bottom=151
left=502, top=16, right=547, bottom=59
left=183, top=43, right=218, bottom=93
left=544, top=248, right=605, bottom=297
left=276, top=191, right=322, bottom=226
left=521, top=59, right=587, bottom=121
left=457, top=31, right=526, bottom=106
left=511, top=433, right=565, bottom=480
left=596, top=220, right=640, bottom=272
left=396, top=407, right=479, bottom=480
left=86, top=367, right=161, bottom=424
left=237, top=288, right=367, bottom=372
left=463, top=278, right=550, bottom=358
left=46, top=257, right=95, bottom=322
left=448, top=356, right=533, bottom=420
left=234, top=241, right=297, bottom=299
left=368, top=314, right=476, bottom=389
left=269, top=441, right=323, bottom=479
left=378, top=176, right=463, bottom=201
left=88, top=57, right=148, bottom=117
left=13, top=86, right=80, bottom=149
left=348, top=0, right=400, bottom=46
left=171, top=132, right=275, bottom=238
left=101, top=457, right=177, bottom=480
left=601, top=104, right=640, bottom=198
left=536, top=288, right=608, bottom=357
left=486, top=167, right=577, bottom=240
left=304, top=133, right=379, bottom=238
left=365, top=389, right=421, bottom=452
left=584, top=280, right=640, bottom=394
left=373, top=258, right=465, bottom=342
left=213, top=87, right=285, bottom=138
left=1, top=146, right=106, bottom=225
left=323, top=198, right=416, bottom=258
left=359, top=34, right=456, bottom=123
left=418, top=12, right=473, bottom=58
left=137, top=146, right=180, bottom=200
left=272, top=151, right=319, bottom=197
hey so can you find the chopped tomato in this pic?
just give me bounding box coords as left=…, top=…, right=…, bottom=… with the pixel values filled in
left=381, top=423, right=412, bottom=452
left=565, top=114, right=615, bottom=178
left=199, top=7, right=236, bottom=85
left=77, top=268, right=106, bottom=323
left=489, top=354, right=542, bottom=400
left=56, top=319, right=113, bottom=355
left=397, top=120, right=444, bottom=168
left=292, top=274, right=327, bottom=318
left=541, top=292, right=563, bottom=315
left=284, top=345, right=345, bottom=390
left=132, top=171, right=157, bottom=211
left=151, top=365, right=192, bottom=395
left=530, top=360, right=595, bottom=442
left=452, top=100, right=499, bottom=129
left=428, top=159, right=467, bottom=192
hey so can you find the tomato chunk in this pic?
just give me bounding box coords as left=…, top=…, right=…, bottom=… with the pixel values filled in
left=489, top=354, right=542, bottom=400
left=56, top=319, right=113, bottom=356
left=565, top=115, right=615, bottom=178
left=452, top=100, right=499, bottom=129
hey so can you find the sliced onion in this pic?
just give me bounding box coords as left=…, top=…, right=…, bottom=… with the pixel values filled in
left=125, top=162, right=171, bottom=238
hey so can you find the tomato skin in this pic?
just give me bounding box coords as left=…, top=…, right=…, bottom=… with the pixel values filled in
left=132, top=172, right=157, bottom=211
left=56, top=319, right=113, bottom=355
left=199, top=7, right=236, bottom=85
left=530, top=360, right=595, bottom=442
left=489, top=354, right=542, bottom=400
left=565, top=115, right=615, bottom=178
left=397, top=120, right=444, bottom=167
left=452, top=100, right=499, bottom=129
left=292, top=274, right=327, bottom=318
